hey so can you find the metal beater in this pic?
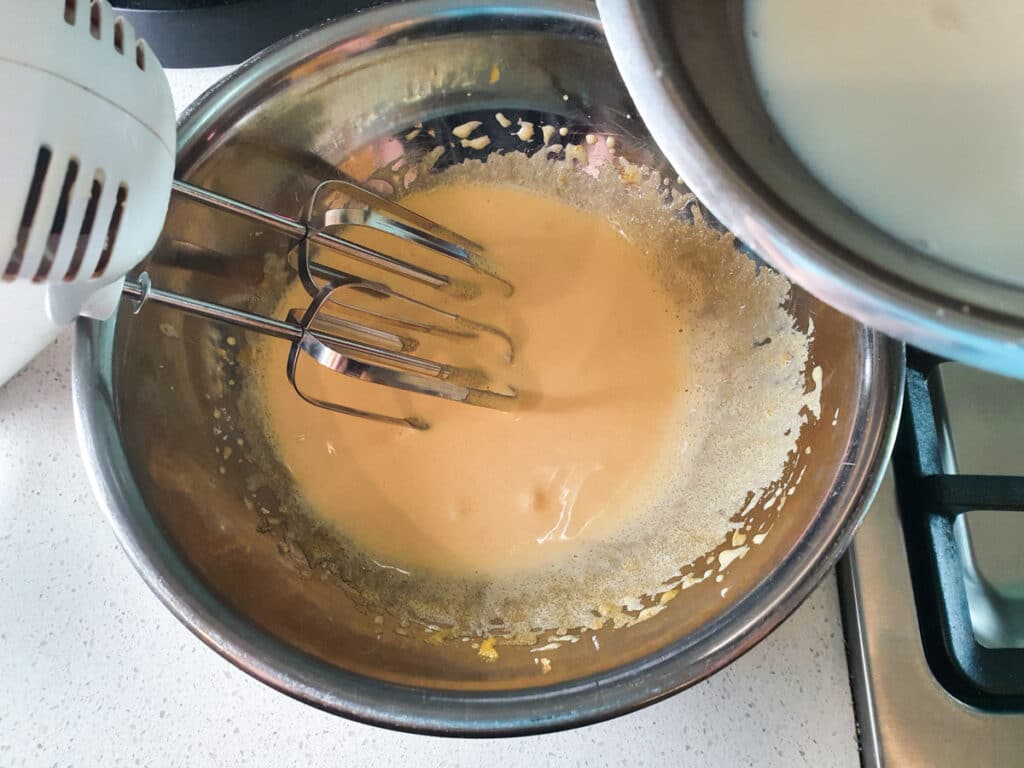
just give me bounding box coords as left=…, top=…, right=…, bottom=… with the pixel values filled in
left=0, top=0, right=515, bottom=429
left=129, top=179, right=517, bottom=430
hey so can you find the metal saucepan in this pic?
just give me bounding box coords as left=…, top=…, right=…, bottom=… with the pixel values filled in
left=72, top=0, right=903, bottom=735
left=598, top=0, right=1024, bottom=378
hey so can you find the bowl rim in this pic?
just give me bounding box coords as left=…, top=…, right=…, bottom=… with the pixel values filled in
left=72, top=0, right=906, bottom=736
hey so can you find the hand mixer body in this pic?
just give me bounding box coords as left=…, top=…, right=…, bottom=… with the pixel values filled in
left=0, top=0, right=175, bottom=383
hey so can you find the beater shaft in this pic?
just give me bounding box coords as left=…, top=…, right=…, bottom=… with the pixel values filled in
left=124, top=272, right=445, bottom=381
left=173, top=180, right=451, bottom=288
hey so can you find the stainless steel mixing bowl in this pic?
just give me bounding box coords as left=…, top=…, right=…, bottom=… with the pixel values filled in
left=72, top=0, right=903, bottom=735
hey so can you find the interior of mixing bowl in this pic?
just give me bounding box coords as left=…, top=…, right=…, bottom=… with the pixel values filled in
left=76, top=1, right=901, bottom=730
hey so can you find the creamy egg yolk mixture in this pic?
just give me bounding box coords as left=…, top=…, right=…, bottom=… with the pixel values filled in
left=258, top=181, right=687, bottom=576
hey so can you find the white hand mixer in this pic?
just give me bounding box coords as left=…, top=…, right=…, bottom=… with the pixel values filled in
left=0, top=0, right=515, bottom=429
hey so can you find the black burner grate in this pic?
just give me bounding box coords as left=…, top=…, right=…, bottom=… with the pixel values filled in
left=894, top=348, right=1024, bottom=709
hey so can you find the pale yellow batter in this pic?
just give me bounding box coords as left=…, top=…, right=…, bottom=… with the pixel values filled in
left=260, top=182, right=687, bottom=576
left=248, top=148, right=818, bottom=637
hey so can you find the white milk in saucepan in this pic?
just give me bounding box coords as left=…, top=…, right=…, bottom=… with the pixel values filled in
left=745, top=0, right=1024, bottom=287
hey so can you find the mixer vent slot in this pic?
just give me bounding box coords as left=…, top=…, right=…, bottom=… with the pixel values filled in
left=66, top=0, right=148, bottom=69
left=65, top=173, right=103, bottom=282
left=34, top=158, right=81, bottom=283
left=94, top=183, right=128, bottom=278
left=89, top=0, right=101, bottom=40
left=4, top=145, right=52, bottom=282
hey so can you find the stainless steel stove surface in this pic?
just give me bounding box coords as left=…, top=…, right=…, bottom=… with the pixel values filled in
left=840, top=352, right=1024, bottom=766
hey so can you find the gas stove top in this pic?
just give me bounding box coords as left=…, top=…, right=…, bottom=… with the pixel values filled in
left=840, top=353, right=1024, bottom=765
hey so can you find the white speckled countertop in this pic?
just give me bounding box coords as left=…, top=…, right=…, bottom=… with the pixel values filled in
left=0, top=65, right=860, bottom=767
